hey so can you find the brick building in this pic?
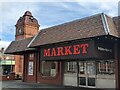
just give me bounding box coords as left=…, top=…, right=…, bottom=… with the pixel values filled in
left=5, top=11, right=120, bottom=89
left=0, top=47, right=15, bottom=75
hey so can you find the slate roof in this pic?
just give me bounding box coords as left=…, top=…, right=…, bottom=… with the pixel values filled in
left=113, top=16, right=120, bottom=37
left=29, top=13, right=119, bottom=47
left=5, top=13, right=120, bottom=54
left=4, top=37, right=34, bottom=54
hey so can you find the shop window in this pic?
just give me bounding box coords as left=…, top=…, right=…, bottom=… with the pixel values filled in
left=29, top=53, right=34, bottom=60
left=97, top=60, right=115, bottom=74
left=65, top=62, right=77, bottom=72
left=40, top=61, right=57, bottom=77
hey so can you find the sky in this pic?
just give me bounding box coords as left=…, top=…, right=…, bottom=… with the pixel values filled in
left=0, top=0, right=119, bottom=49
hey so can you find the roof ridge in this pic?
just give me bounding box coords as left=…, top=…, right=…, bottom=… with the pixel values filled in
left=101, top=13, right=110, bottom=35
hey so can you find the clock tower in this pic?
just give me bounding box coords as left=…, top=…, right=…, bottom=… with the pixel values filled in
left=15, top=11, right=39, bottom=39
left=15, top=11, right=39, bottom=75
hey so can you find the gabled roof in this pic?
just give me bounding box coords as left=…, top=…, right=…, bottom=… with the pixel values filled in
left=29, top=13, right=119, bottom=47
left=4, top=37, right=34, bottom=54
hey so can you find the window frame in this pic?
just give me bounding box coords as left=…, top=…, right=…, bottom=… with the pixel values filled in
left=97, top=60, right=115, bottom=74
left=29, top=53, right=34, bottom=60
left=66, top=61, right=77, bottom=73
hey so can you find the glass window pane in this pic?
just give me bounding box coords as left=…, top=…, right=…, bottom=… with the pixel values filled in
left=97, top=60, right=115, bottom=74
left=87, top=62, right=95, bottom=75
left=79, top=77, right=86, bottom=86
left=88, top=77, right=95, bottom=86
left=66, top=62, right=77, bottom=72
left=79, top=62, right=85, bottom=74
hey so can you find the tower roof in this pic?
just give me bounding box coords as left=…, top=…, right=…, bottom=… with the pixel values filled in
left=15, top=11, right=40, bottom=27
left=24, top=11, right=32, bottom=16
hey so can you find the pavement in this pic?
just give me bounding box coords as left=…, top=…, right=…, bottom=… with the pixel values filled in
left=0, top=80, right=113, bottom=90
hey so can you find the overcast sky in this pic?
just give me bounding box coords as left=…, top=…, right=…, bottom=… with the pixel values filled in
left=0, top=0, right=119, bottom=48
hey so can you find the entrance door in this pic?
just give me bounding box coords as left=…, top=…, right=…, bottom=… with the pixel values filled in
left=78, top=61, right=96, bottom=87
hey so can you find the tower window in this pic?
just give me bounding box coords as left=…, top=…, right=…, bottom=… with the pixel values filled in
left=29, top=17, right=34, bottom=22
left=29, top=53, right=34, bottom=60
left=19, top=17, right=22, bottom=22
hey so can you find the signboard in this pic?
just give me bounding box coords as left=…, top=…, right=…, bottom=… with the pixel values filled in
left=28, top=61, right=33, bottom=75
left=40, top=40, right=115, bottom=60
left=95, top=41, right=114, bottom=59
left=0, top=60, right=15, bottom=65
left=40, top=40, right=95, bottom=60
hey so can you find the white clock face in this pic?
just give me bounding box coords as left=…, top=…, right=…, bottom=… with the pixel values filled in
left=19, top=29, right=22, bottom=33
left=18, top=28, right=23, bottom=34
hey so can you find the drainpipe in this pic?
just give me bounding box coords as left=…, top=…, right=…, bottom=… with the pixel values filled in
left=114, top=43, right=119, bottom=90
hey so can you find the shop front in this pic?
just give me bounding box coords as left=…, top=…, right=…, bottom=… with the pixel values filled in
left=39, top=36, right=116, bottom=88
left=63, top=60, right=115, bottom=88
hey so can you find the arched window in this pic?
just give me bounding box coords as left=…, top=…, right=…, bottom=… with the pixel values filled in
left=40, top=61, right=57, bottom=77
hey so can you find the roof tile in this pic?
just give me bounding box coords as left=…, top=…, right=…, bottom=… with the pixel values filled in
left=30, top=13, right=106, bottom=47
left=4, top=37, right=34, bottom=54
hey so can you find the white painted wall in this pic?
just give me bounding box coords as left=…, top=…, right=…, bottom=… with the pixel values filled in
left=63, top=73, right=77, bottom=86
left=96, top=74, right=116, bottom=88
left=63, top=73, right=116, bottom=88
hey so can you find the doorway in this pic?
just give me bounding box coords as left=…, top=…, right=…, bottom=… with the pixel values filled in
left=78, top=61, right=96, bottom=87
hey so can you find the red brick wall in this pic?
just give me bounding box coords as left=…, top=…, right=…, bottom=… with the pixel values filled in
left=36, top=52, right=63, bottom=85
left=36, top=62, right=63, bottom=85
left=23, top=53, right=37, bottom=83
left=23, top=52, right=63, bottom=85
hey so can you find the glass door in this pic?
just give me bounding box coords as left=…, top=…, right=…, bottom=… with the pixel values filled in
left=87, top=61, right=96, bottom=87
left=79, top=61, right=87, bottom=86
left=78, top=61, right=96, bottom=87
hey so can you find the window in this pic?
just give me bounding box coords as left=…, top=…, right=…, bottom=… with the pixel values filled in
left=29, top=53, right=34, bottom=60
left=97, top=60, right=115, bottom=74
left=65, top=62, right=77, bottom=72
left=40, top=61, right=57, bottom=77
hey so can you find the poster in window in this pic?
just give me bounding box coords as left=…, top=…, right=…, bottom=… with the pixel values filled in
left=28, top=62, right=33, bottom=75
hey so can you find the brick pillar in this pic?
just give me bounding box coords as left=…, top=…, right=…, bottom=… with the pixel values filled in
left=15, top=55, right=23, bottom=75
left=15, top=55, right=20, bottom=74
